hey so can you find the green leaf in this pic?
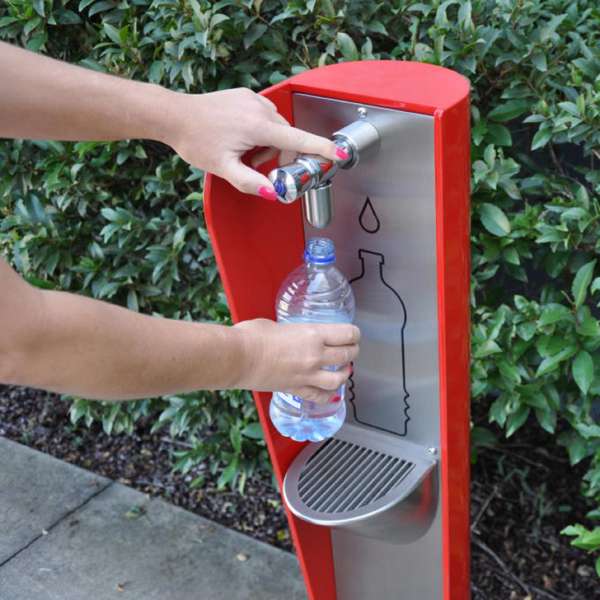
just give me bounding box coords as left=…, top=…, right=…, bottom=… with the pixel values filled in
left=124, top=504, right=146, bottom=519
left=33, top=0, right=45, bottom=17
left=531, top=125, right=552, bottom=150
left=56, top=9, right=81, bottom=25
left=498, top=359, right=521, bottom=384
left=503, top=246, right=519, bottom=265
left=596, top=556, right=600, bottom=578
left=535, top=408, right=556, bottom=434
left=570, top=527, right=600, bottom=550
left=102, top=404, right=120, bottom=435
left=561, top=524, right=584, bottom=537
left=471, top=426, right=497, bottom=447
left=24, top=274, right=56, bottom=290
left=538, top=303, right=572, bottom=326
left=489, top=397, right=507, bottom=427
left=473, top=339, right=502, bottom=358
left=210, top=13, right=230, bottom=28
left=241, top=423, right=263, bottom=439
left=0, top=16, right=19, bottom=27
left=488, top=100, right=530, bottom=122
left=487, top=123, right=512, bottom=146
left=69, top=400, right=88, bottom=425
left=103, top=22, right=122, bottom=46
left=127, top=290, right=139, bottom=312
left=531, top=52, right=547, bottom=72
left=229, top=427, right=242, bottom=453
left=506, top=405, right=530, bottom=437
left=243, top=23, right=267, bottom=49
left=561, top=433, right=588, bottom=465
left=573, top=351, right=594, bottom=395
left=575, top=423, right=600, bottom=440
left=23, top=16, right=42, bottom=36
left=190, top=475, right=205, bottom=489
left=572, top=260, right=596, bottom=308
left=540, top=14, right=567, bottom=43
left=336, top=32, right=359, bottom=61
left=536, top=346, right=578, bottom=377
left=480, top=203, right=511, bottom=237
left=587, top=509, right=600, bottom=521
left=217, top=460, right=239, bottom=489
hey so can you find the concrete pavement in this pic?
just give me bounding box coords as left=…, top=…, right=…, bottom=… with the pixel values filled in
left=0, top=437, right=307, bottom=600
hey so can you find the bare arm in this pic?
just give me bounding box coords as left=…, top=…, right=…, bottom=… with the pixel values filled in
left=0, top=41, right=167, bottom=144
left=0, top=258, right=358, bottom=402
left=0, top=41, right=341, bottom=196
left=0, top=42, right=358, bottom=401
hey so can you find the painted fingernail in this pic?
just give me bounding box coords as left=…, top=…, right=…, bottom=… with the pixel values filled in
left=329, top=394, right=342, bottom=404
left=335, top=147, right=350, bottom=160
left=258, top=185, right=278, bottom=202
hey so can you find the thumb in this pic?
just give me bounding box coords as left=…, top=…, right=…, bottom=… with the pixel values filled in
left=219, top=159, right=278, bottom=201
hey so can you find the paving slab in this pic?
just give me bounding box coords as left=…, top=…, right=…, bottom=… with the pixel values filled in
left=0, top=439, right=307, bottom=600
left=0, top=437, right=109, bottom=564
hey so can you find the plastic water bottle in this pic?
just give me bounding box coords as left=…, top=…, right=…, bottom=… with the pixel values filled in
left=269, top=237, right=355, bottom=442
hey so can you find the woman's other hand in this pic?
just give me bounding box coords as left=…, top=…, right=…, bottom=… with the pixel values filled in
left=232, top=319, right=360, bottom=404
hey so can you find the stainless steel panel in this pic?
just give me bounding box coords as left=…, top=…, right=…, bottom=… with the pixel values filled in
left=332, top=524, right=443, bottom=600
left=295, top=94, right=439, bottom=447
left=293, top=94, right=442, bottom=600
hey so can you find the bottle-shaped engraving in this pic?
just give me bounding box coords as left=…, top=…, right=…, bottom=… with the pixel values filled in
left=348, top=249, right=409, bottom=436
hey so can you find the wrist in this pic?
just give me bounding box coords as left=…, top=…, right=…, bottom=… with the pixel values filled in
left=137, top=83, right=179, bottom=144
left=151, top=88, right=209, bottom=150
left=228, top=322, right=260, bottom=390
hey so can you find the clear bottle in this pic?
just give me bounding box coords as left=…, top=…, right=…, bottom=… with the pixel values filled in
left=269, top=237, right=355, bottom=442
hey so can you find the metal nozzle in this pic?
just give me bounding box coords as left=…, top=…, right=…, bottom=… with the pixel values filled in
left=303, top=183, right=333, bottom=229
left=267, top=118, right=381, bottom=228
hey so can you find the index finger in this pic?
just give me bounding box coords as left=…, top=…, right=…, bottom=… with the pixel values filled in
left=321, top=324, right=360, bottom=347
left=258, top=121, right=339, bottom=162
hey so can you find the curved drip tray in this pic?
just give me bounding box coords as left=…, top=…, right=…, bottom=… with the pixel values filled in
left=283, top=424, right=438, bottom=543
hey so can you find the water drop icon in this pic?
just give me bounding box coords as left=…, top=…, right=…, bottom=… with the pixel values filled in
left=358, top=197, right=380, bottom=234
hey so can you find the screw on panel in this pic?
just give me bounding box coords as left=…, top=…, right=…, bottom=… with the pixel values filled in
left=357, top=107, right=367, bottom=118
left=427, top=447, right=438, bottom=456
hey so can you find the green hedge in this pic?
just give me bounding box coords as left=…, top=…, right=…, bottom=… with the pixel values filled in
left=1, top=0, right=599, bottom=554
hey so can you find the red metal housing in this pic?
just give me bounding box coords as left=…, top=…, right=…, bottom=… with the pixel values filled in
left=204, top=60, right=470, bottom=600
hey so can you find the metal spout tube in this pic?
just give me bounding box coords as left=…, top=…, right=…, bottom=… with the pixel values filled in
left=303, top=183, right=333, bottom=229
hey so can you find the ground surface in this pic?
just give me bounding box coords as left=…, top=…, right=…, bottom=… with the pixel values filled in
left=0, top=437, right=306, bottom=600
left=1, top=385, right=598, bottom=599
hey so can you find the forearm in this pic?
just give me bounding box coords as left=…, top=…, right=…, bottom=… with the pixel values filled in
left=5, top=289, right=247, bottom=400
left=0, top=41, right=172, bottom=143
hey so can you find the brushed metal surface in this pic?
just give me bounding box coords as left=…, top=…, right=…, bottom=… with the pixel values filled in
left=293, top=94, right=442, bottom=600
left=283, top=423, right=437, bottom=544
left=295, top=94, right=439, bottom=447
left=303, top=183, right=334, bottom=228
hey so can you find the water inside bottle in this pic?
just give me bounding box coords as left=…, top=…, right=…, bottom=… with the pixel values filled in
left=269, top=237, right=355, bottom=443
left=270, top=314, right=349, bottom=442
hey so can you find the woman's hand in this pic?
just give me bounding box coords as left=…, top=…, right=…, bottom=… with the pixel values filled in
left=161, top=88, right=343, bottom=201
left=232, top=319, right=360, bottom=404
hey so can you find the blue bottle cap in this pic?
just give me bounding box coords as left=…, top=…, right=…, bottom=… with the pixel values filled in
left=304, top=237, right=336, bottom=265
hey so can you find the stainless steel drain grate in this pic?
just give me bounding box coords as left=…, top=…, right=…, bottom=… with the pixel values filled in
left=298, top=439, right=415, bottom=514
left=283, top=423, right=438, bottom=543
